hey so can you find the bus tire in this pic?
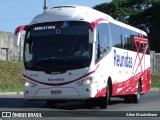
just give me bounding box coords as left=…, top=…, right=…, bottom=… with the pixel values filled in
left=124, top=96, right=132, bottom=103
left=46, top=100, right=55, bottom=107
left=99, top=84, right=109, bottom=109
left=132, top=81, right=141, bottom=103
left=85, top=99, right=98, bottom=108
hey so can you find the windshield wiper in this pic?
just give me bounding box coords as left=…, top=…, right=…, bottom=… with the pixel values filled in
left=62, top=61, right=86, bottom=68
left=30, top=57, right=87, bottom=69
left=30, top=57, right=63, bottom=69
left=38, top=57, right=63, bottom=61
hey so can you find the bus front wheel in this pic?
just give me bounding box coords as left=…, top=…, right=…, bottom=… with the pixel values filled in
left=46, top=100, right=55, bottom=107
left=99, top=85, right=110, bottom=109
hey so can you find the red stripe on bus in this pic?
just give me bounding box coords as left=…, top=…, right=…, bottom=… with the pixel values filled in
left=23, top=65, right=99, bottom=86
left=95, top=18, right=106, bottom=23
left=95, top=68, right=150, bottom=97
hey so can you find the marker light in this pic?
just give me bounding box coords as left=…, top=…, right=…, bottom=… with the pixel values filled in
left=55, top=22, right=62, bottom=29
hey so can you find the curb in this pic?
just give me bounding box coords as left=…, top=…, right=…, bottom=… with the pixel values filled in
left=150, top=88, right=160, bottom=91
left=0, top=91, right=24, bottom=96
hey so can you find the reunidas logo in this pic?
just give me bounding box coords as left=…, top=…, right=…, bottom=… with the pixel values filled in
left=48, top=78, right=64, bottom=81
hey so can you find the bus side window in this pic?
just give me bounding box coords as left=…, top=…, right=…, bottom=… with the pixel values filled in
left=111, top=24, right=123, bottom=49
left=123, top=33, right=133, bottom=51
left=95, top=30, right=100, bottom=62
left=140, top=42, right=149, bottom=54
left=96, top=23, right=110, bottom=61
left=25, top=31, right=33, bottom=61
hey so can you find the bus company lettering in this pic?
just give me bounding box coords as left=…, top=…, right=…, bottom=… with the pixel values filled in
left=114, top=49, right=132, bottom=68
left=48, top=78, right=64, bottom=81
left=34, top=26, right=55, bottom=31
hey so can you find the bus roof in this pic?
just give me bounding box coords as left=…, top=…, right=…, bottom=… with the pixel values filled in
left=30, top=5, right=147, bottom=36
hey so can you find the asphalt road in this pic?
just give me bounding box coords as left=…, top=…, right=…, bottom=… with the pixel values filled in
left=0, top=90, right=159, bottom=120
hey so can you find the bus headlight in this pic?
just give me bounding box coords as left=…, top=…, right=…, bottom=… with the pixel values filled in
left=24, top=81, right=37, bottom=87
left=76, top=77, right=94, bottom=86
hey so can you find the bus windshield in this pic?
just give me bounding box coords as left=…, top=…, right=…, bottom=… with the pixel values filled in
left=24, top=21, right=92, bottom=72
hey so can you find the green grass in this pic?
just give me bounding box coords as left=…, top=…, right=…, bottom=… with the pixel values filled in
left=151, top=72, right=160, bottom=88
left=0, top=60, right=160, bottom=92
left=0, top=60, right=23, bottom=92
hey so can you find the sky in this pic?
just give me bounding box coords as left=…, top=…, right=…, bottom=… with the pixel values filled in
left=0, top=0, right=112, bottom=32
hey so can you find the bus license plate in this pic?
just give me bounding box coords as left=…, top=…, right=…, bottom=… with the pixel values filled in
left=51, top=90, right=62, bottom=94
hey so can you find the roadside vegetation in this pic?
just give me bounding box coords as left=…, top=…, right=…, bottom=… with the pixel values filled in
left=94, top=0, right=160, bottom=52
left=0, top=60, right=159, bottom=92
left=151, top=72, right=160, bottom=88
left=0, top=60, right=23, bottom=92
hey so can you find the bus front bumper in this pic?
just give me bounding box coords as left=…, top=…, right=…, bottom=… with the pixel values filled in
left=24, top=87, right=93, bottom=100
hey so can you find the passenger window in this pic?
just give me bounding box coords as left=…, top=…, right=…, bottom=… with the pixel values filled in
left=97, top=23, right=110, bottom=54
left=25, top=31, right=33, bottom=62
left=95, top=23, right=110, bottom=62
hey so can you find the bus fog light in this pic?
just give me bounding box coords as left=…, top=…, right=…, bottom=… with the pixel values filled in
left=24, top=81, right=37, bottom=87
left=76, top=77, right=94, bottom=86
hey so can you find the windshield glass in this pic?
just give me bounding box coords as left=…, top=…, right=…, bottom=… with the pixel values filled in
left=24, top=21, right=92, bottom=72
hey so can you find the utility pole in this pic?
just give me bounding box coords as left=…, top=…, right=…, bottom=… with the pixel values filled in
left=44, top=0, right=48, bottom=11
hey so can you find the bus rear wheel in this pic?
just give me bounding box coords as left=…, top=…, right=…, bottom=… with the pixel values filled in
left=124, top=96, right=132, bottom=103
left=124, top=82, right=141, bottom=103
left=132, top=82, right=141, bottom=103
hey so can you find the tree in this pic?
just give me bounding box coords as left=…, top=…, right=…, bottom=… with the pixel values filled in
left=93, top=0, right=160, bottom=52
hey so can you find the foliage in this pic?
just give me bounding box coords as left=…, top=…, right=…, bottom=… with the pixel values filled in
left=0, top=60, right=23, bottom=92
left=93, top=0, right=160, bottom=52
left=151, top=72, right=160, bottom=88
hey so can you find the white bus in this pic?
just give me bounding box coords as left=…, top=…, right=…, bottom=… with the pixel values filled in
left=14, top=5, right=150, bottom=108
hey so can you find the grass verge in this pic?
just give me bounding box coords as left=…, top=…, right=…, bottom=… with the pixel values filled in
left=0, top=60, right=23, bottom=92
left=151, top=72, right=160, bottom=88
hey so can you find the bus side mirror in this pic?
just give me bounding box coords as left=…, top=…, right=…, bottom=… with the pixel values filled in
left=14, top=25, right=27, bottom=47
